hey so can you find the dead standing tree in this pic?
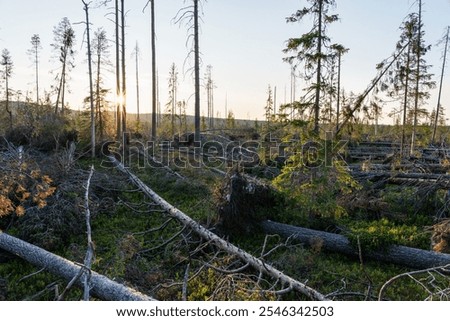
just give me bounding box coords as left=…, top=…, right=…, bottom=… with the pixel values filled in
left=174, top=0, right=202, bottom=143
left=144, top=0, right=157, bottom=141
left=28, top=34, right=42, bottom=104
left=82, top=0, right=96, bottom=158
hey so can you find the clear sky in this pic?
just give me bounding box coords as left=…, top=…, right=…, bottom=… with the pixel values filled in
left=1, top=0, right=450, bottom=123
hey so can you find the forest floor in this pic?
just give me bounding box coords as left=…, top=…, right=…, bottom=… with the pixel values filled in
left=0, top=140, right=449, bottom=301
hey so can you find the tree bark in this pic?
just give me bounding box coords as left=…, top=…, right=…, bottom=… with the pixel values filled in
left=108, top=156, right=327, bottom=301
left=432, top=26, right=449, bottom=145
left=194, top=0, right=200, bottom=143
left=115, top=0, right=121, bottom=140
left=260, top=220, right=450, bottom=270
left=151, top=0, right=157, bottom=141
left=83, top=1, right=96, bottom=159
left=0, top=232, right=155, bottom=301
left=313, top=0, right=323, bottom=134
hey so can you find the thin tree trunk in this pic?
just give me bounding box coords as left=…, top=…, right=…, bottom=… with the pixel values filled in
left=115, top=0, right=121, bottom=140
left=96, top=44, right=103, bottom=141
left=61, top=64, right=66, bottom=115
left=55, top=58, right=66, bottom=114
left=336, top=42, right=409, bottom=136
left=35, top=44, right=39, bottom=104
left=432, top=26, right=449, bottom=145
left=5, top=72, right=12, bottom=130
left=194, top=0, right=200, bottom=142
left=0, top=232, right=154, bottom=301
left=83, top=1, right=96, bottom=159
left=401, top=44, right=412, bottom=157
left=135, top=42, right=140, bottom=125
left=151, top=0, right=157, bottom=141
left=335, top=52, right=341, bottom=132
left=313, top=0, right=323, bottom=134
left=410, top=0, right=422, bottom=155
left=121, top=0, right=127, bottom=137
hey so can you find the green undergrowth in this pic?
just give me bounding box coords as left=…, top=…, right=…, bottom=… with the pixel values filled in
left=0, top=153, right=444, bottom=301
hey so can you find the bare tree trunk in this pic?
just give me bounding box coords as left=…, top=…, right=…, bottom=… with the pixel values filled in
left=108, top=156, right=327, bottom=301
left=313, top=0, right=323, bottom=134
left=121, top=0, right=127, bottom=137
left=115, top=0, right=121, bottom=140
left=194, top=0, right=200, bottom=142
left=134, top=42, right=141, bottom=126
left=151, top=0, right=157, bottom=141
left=83, top=1, right=96, bottom=159
left=336, top=42, right=409, bottom=136
left=0, top=232, right=154, bottom=301
left=401, top=44, right=412, bottom=157
left=5, top=70, right=12, bottom=130
left=95, top=43, right=103, bottom=141
left=432, top=26, right=449, bottom=145
left=335, top=52, right=341, bottom=132
left=55, top=60, right=66, bottom=114
left=410, top=0, right=422, bottom=155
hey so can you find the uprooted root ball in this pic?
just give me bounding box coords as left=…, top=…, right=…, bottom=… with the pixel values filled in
left=214, top=169, right=278, bottom=233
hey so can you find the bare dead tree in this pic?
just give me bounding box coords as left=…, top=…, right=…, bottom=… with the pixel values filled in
left=82, top=0, right=96, bottom=158
left=121, top=0, right=127, bottom=137
left=28, top=34, right=42, bottom=104
left=174, top=0, right=203, bottom=142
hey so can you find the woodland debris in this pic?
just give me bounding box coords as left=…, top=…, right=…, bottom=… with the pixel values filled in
left=0, top=232, right=155, bottom=301
left=215, top=169, right=277, bottom=232
left=108, top=155, right=327, bottom=301
left=260, top=220, right=450, bottom=270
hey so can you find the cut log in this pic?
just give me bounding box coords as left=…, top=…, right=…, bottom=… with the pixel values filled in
left=0, top=232, right=155, bottom=301
left=260, top=220, right=450, bottom=270
left=109, top=156, right=327, bottom=301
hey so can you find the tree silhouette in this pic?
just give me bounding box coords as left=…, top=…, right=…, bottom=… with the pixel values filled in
left=284, top=0, right=339, bottom=134
left=28, top=34, right=42, bottom=104
left=1, top=49, right=13, bottom=129
left=51, top=17, right=75, bottom=114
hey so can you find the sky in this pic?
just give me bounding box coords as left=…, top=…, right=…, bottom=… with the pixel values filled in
left=1, top=0, right=450, bottom=123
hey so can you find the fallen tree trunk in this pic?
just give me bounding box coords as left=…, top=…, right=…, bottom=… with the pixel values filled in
left=260, top=220, right=450, bottom=270
left=0, top=232, right=154, bottom=301
left=108, top=156, right=327, bottom=301
left=351, top=171, right=450, bottom=189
